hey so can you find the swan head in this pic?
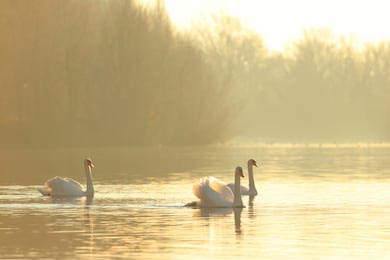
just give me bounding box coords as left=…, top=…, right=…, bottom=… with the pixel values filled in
left=235, top=166, right=244, bottom=177
left=84, top=158, right=94, bottom=168
left=248, top=159, right=258, bottom=167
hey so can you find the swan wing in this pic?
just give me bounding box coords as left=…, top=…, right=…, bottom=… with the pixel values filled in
left=45, top=176, right=84, bottom=196
left=193, top=176, right=234, bottom=207
left=63, top=178, right=84, bottom=190
left=208, top=177, right=234, bottom=202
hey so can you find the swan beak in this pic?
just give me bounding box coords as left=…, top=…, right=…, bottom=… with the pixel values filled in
left=241, top=172, right=245, bottom=177
left=89, top=163, right=95, bottom=168
left=254, top=162, right=259, bottom=167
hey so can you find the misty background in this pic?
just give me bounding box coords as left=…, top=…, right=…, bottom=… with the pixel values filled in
left=1, top=1, right=389, bottom=148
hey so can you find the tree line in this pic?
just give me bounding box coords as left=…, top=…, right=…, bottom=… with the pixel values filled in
left=191, top=18, right=390, bottom=142
left=0, top=1, right=389, bottom=147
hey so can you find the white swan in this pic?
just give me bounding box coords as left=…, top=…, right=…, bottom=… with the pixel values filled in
left=186, top=167, right=245, bottom=208
left=227, top=159, right=258, bottom=196
left=38, top=158, right=95, bottom=197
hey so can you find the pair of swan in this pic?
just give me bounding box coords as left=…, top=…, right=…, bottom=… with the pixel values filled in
left=227, top=159, right=258, bottom=196
left=38, top=158, right=259, bottom=209
left=186, top=159, right=259, bottom=208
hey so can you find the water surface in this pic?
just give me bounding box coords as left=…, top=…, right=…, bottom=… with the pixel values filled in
left=0, top=145, right=389, bottom=259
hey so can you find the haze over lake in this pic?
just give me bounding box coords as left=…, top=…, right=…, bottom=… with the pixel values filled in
left=1, top=1, right=389, bottom=259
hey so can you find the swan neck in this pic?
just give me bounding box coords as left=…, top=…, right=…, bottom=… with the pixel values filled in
left=248, top=163, right=257, bottom=195
left=84, top=165, right=94, bottom=196
left=233, top=174, right=243, bottom=207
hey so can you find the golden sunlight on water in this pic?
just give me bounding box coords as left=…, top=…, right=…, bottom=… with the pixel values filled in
left=0, top=145, right=389, bottom=259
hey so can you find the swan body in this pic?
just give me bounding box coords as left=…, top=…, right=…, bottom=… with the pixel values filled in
left=228, top=159, right=258, bottom=196
left=227, top=184, right=250, bottom=195
left=186, top=167, right=245, bottom=208
left=38, top=158, right=95, bottom=197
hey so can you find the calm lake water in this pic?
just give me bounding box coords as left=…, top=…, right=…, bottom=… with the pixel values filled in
left=0, top=144, right=389, bottom=259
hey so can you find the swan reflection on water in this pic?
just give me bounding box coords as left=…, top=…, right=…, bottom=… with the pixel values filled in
left=42, top=195, right=95, bottom=254
left=197, top=207, right=234, bottom=217
left=195, top=207, right=243, bottom=235
left=233, top=208, right=243, bottom=235
left=248, top=195, right=256, bottom=218
left=43, top=195, right=94, bottom=206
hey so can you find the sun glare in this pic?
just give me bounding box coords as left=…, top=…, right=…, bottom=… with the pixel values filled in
left=165, top=0, right=390, bottom=51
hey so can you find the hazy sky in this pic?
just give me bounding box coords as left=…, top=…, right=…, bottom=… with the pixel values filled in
left=164, top=0, right=390, bottom=50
